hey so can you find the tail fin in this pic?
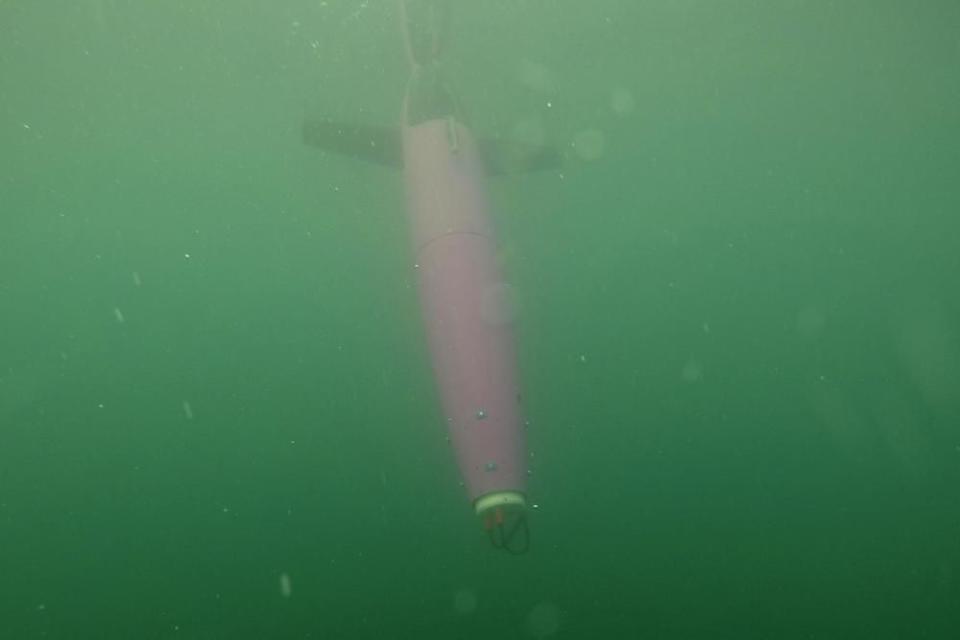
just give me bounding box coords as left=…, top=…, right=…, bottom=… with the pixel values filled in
left=301, top=119, right=403, bottom=169
left=303, top=118, right=562, bottom=176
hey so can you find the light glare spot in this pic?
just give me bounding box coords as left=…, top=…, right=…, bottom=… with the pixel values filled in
left=480, top=283, right=518, bottom=326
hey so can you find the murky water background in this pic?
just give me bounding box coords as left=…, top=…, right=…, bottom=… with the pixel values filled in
left=2, top=1, right=958, bottom=637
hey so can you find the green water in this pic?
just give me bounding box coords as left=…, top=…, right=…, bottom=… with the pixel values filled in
left=2, top=1, right=958, bottom=637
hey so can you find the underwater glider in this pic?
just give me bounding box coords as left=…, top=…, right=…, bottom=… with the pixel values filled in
left=303, top=0, right=558, bottom=553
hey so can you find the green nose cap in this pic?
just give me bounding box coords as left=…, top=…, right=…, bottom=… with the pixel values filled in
left=474, top=490, right=527, bottom=517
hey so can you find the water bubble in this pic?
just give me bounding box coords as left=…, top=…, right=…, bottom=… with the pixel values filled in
left=516, top=59, right=557, bottom=93
left=610, top=87, right=636, bottom=116
left=681, top=359, right=703, bottom=383
left=571, top=129, right=606, bottom=161
left=797, top=306, right=826, bottom=338
left=525, top=601, right=561, bottom=638
left=453, top=589, right=477, bottom=614
left=512, top=117, right=547, bottom=149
